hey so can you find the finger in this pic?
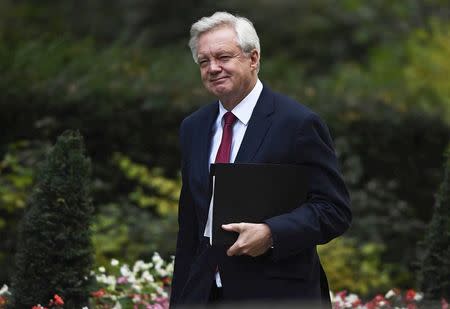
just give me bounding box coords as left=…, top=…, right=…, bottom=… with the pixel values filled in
left=222, top=223, right=243, bottom=232
left=227, top=242, right=240, bottom=256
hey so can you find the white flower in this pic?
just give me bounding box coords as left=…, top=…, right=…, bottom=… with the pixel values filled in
left=156, top=285, right=164, bottom=295
left=82, top=307, right=89, bottom=309
left=112, top=302, right=122, bottom=309
left=120, top=264, right=131, bottom=277
left=142, top=270, right=154, bottom=283
left=157, top=268, right=168, bottom=277
left=346, top=293, right=359, bottom=305
left=166, top=262, right=174, bottom=273
left=414, top=292, right=424, bottom=301
left=111, top=259, right=119, bottom=266
left=132, top=283, right=142, bottom=293
left=0, top=284, right=9, bottom=296
left=96, top=274, right=116, bottom=289
left=133, top=260, right=145, bottom=273
left=385, top=289, right=397, bottom=299
left=98, top=266, right=106, bottom=273
left=152, top=252, right=163, bottom=264
left=106, top=275, right=116, bottom=287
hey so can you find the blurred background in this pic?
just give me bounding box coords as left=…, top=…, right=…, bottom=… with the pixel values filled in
left=0, top=0, right=449, bottom=298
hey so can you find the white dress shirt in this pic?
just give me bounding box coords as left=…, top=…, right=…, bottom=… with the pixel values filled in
left=203, top=79, right=263, bottom=287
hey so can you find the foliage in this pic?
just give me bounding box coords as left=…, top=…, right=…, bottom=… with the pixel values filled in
left=1, top=0, right=450, bottom=292
left=113, top=153, right=181, bottom=216
left=0, top=141, right=50, bottom=284
left=0, top=142, right=34, bottom=217
left=417, top=152, right=450, bottom=299
left=92, top=203, right=178, bottom=269
left=10, top=131, right=94, bottom=308
left=360, top=19, right=450, bottom=121
left=334, top=136, right=428, bottom=271
left=2, top=0, right=449, bottom=70
left=318, top=238, right=395, bottom=296
left=90, top=254, right=172, bottom=308
left=92, top=155, right=180, bottom=267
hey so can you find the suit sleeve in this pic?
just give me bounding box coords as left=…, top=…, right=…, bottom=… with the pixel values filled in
left=170, top=120, right=199, bottom=306
left=265, top=113, right=352, bottom=261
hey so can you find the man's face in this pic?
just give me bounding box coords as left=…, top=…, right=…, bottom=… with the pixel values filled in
left=196, top=26, right=259, bottom=106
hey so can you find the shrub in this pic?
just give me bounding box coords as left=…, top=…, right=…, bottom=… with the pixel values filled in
left=10, top=131, right=94, bottom=308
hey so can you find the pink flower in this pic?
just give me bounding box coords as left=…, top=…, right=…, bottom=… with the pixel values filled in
left=117, top=276, right=128, bottom=284
left=91, top=288, right=106, bottom=298
left=442, top=298, right=449, bottom=309
left=53, top=294, right=64, bottom=306
left=374, top=294, right=385, bottom=303
left=337, top=290, right=347, bottom=299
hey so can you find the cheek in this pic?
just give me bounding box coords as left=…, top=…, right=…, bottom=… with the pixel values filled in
left=200, top=70, right=208, bottom=81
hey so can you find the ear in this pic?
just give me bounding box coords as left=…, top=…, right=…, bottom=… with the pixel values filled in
left=249, top=49, right=260, bottom=71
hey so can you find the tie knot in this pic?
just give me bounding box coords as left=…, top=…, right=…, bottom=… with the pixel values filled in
left=223, top=112, right=237, bottom=125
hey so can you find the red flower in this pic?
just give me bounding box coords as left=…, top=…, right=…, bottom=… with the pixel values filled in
left=352, top=299, right=362, bottom=307
left=162, top=277, right=171, bottom=286
left=91, top=288, right=106, bottom=298
left=336, top=290, right=347, bottom=298
left=53, top=294, right=64, bottom=306
left=405, top=289, right=416, bottom=302
left=0, top=296, right=6, bottom=305
left=366, top=301, right=376, bottom=309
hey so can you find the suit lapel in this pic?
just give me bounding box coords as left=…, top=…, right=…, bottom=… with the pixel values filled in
left=196, top=102, right=219, bottom=199
left=235, top=86, right=275, bottom=163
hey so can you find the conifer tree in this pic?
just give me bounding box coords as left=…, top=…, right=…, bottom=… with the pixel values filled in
left=417, top=152, right=450, bottom=300
left=11, top=130, right=94, bottom=308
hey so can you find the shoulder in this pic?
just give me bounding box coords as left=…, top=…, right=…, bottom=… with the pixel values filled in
left=180, top=101, right=217, bottom=133
left=266, top=87, right=320, bottom=124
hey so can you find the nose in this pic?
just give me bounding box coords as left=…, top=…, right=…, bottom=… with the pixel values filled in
left=208, top=59, right=222, bottom=73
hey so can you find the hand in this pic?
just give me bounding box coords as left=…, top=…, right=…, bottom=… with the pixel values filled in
left=222, top=223, right=273, bottom=257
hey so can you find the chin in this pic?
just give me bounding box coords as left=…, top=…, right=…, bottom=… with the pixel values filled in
left=209, top=86, right=231, bottom=97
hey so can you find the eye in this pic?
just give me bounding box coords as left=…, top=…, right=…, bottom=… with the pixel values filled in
left=220, top=55, right=231, bottom=61
left=198, top=59, right=209, bottom=67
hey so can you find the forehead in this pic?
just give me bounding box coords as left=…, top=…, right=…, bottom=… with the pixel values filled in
left=197, top=26, right=240, bottom=56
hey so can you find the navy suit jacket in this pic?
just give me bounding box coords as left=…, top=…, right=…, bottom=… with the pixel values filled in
left=170, top=85, right=352, bottom=307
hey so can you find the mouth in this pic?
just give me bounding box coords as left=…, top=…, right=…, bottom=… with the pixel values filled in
left=210, top=76, right=228, bottom=83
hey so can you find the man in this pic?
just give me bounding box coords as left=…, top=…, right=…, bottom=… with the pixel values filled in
left=170, top=11, right=352, bottom=307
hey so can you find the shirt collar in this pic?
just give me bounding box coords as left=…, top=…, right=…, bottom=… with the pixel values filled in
left=218, top=79, right=263, bottom=126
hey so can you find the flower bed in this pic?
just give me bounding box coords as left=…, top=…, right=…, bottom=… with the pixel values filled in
left=0, top=253, right=173, bottom=309
left=332, top=289, right=448, bottom=309
left=1, top=253, right=448, bottom=309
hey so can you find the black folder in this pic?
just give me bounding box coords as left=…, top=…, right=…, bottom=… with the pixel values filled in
left=210, top=163, right=308, bottom=246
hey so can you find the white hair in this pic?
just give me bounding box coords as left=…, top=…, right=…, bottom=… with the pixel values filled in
left=188, top=12, right=261, bottom=64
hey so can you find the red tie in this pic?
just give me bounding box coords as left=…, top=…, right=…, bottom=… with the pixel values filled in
left=215, top=112, right=237, bottom=163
